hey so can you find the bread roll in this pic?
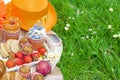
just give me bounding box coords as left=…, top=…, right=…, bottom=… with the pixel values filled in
left=1, top=71, right=27, bottom=80
left=0, top=60, right=6, bottom=77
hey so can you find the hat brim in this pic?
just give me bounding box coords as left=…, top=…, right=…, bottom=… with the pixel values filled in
left=6, top=2, right=57, bottom=31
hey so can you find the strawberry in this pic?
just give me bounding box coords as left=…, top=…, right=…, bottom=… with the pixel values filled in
left=32, top=52, right=40, bottom=61
left=24, top=55, right=32, bottom=63
left=6, top=59, right=15, bottom=68
left=38, top=47, right=47, bottom=55
left=15, top=58, right=24, bottom=66
left=15, top=52, right=24, bottom=59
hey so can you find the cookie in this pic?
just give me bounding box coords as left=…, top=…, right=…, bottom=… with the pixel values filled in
left=0, top=49, right=6, bottom=58
left=5, top=39, right=13, bottom=53
left=10, top=40, right=21, bottom=53
left=0, top=43, right=9, bottom=58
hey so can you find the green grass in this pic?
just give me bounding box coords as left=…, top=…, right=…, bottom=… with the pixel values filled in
left=49, top=0, right=120, bottom=80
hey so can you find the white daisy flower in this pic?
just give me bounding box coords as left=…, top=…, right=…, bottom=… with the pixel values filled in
left=68, top=17, right=72, bottom=19
left=66, top=23, right=70, bottom=27
left=72, top=17, right=75, bottom=20
left=108, top=25, right=112, bottom=29
left=89, top=28, right=92, bottom=31
left=81, top=37, right=85, bottom=39
left=113, top=34, right=118, bottom=38
left=71, top=53, right=74, bottom=56
left=86, top=36, right=89, bottom=39
left=81, top=11, right=84, bottom=14
left=65, top=27, right=69, bottom=31
left=109, top=8, right=114, bottom=12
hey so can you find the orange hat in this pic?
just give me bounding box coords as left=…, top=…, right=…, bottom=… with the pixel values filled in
left=6, top=0, right=57, bottom=31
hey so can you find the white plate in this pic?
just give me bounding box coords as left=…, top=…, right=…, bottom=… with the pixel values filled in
left=3, top=31, right=63, bottom=72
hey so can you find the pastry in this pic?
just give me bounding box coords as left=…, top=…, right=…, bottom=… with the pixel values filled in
left=2, top=16, right=20, bottom=41
left=1, top=71, right=27, bottom=80
left=19, top=65, right=31, bottom=78
left=22, top=44, right=33, bottom=55
left=31, top=72, right=44, bottom=80
left=0, top=60, right=6, bottom=77
left=28, top=25, right=46, bottom=50
left=19, top=37, right=29, bottom=47
left=0, top=43, right=9, bottom=58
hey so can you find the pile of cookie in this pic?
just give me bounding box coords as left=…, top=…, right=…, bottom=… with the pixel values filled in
left=0, top=39, right=20, bottom=58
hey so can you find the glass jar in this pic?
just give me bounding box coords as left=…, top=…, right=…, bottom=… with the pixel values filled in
left=3, top=17, right=20, bottom=41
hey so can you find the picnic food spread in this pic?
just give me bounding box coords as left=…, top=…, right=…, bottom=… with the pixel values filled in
left=0, top=0, right=63, bottom=80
